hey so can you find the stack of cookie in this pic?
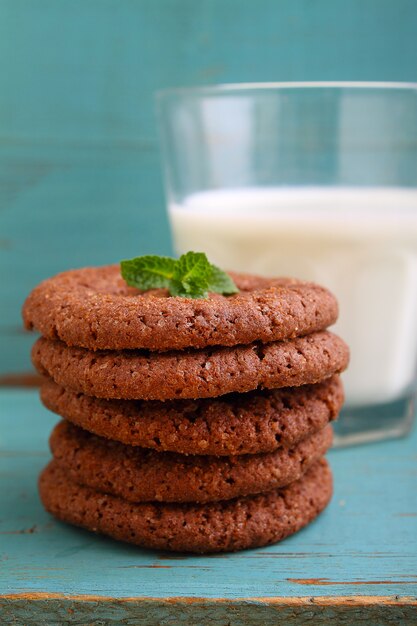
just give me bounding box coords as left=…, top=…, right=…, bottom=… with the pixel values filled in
left=23, top=266, right=349, bottom=553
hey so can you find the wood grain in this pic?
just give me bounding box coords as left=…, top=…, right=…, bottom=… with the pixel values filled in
left=1, top=595, right=417, bottom=626
left=1, top=389, right=416, bottom=623
left=1, top=0, right=417, bottom=374
left=0, top=373, right=42, bottom=387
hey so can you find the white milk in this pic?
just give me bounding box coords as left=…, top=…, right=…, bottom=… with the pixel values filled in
left=169, top=188, right=417, bottom=407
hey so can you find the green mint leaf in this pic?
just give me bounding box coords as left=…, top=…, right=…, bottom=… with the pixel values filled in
left=120, top=251, right=239, bottom=299
left=172, top=251, right=212, bottom=297
left=121, top=255, right=177, bottom=290
left=208, top=264, right=239, bottom=295
left=169, top=278, right=209, bottom=299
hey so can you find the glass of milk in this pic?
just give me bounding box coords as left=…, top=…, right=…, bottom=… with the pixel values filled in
left=157, top=83, right=417, bottom=446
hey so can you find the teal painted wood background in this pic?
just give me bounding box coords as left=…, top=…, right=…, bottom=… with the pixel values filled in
left=1, top=0, right=417, bottom=375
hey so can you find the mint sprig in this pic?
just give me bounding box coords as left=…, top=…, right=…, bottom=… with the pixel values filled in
left=121, top=252, right=239, bottom=299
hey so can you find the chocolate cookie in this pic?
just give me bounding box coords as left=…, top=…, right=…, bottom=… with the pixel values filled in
left=23, top=265, right=338, bottom=351
left=39, top=458, right=332, bottom=553
left=41, top=376, right=343, bottom=455
left=49, top=420, right=333, bottom=503
left=33, top=331, right=349, bottom=400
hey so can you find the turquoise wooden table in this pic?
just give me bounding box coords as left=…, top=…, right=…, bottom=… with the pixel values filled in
left=1, top=2, right=417, bottom=623
left=1, top=388, right=416, bottom=624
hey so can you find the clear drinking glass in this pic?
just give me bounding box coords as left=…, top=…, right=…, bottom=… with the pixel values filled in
left=157, top=82, right=417, bottom=446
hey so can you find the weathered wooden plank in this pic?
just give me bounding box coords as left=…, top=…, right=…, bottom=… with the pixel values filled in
left=1, top=389, right=416, bottom=624
left=2, top=595, right=417, bottom=625
left=2, top=0, right=416, bottom=141
left=0, top=373, right=42, bottom=387
left=0, top=143, right=171, bottom=375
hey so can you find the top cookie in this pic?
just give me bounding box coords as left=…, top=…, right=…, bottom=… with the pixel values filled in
left=23, top=265, right=338, bottom=351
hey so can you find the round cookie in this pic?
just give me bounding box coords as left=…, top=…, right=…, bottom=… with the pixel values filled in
left=23, top=265, right=338, bottom=352
left=41, top=376, right=343, bottom=455
left=33, top=331, right=349, bottom=401
left=39, top=458, right=332, bottom=553
left=49, top=420, right=333, bottom=503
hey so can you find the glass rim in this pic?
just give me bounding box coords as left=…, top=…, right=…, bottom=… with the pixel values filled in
left=157, top=81, right=417, bottom=99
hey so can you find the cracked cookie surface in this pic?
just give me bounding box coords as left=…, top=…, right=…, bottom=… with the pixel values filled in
left=33, top=331, right=349, bottom=400
left=23, top=265, right=338, bottom=351
left=39, top=458, right=332, bottom=553
left=49, top=420, right=333, bottom=503
left=41, top=375, right=343, bottom=455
